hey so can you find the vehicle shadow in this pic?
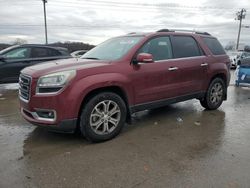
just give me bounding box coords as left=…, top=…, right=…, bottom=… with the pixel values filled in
left=23, top=101, right=226, bottom=160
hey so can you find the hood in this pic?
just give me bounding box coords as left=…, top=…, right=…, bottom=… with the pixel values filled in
left=21, top=58, right=110, bottom=78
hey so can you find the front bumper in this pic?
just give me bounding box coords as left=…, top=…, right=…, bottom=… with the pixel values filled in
left=19, top=81, right=80, bottom=133
left=21, top=107, right=77, bottom=133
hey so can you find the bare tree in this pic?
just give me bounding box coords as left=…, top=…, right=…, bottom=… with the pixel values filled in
left=12, top=38, right=27, bottom=45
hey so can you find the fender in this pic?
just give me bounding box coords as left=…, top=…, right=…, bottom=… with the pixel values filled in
left=67, top=73, right=133, bottom=116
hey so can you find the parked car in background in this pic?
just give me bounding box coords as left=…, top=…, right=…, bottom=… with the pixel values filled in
left=71, top=50, right=88, bottom=58
left=235, top=57, right=250, bottom=87
left=226, top=51, right=250, bottom=69
left=236, top=51, right=250, bottom=66
left=0, top=44, right=71, bottom=83
left=19, top=29, right=230, bottom=142
left=227, top=51, right=238, bottom=69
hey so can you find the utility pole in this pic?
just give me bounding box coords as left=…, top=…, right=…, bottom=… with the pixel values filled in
left=42, top=0, right=48, bottom=44
left=235, top=8, right=246, bottom=50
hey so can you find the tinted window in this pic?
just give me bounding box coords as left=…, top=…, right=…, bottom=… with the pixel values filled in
left=138, top=37, right=173, bottom=61
left=202, top=37, right=226, bottom=55
left=171, top=36, right=201, bottom=58
left=32, top=47, right=49, bottom=58
left=3, top=48, right=31, bottom=59
left=47, top=49, right=61, bottom=56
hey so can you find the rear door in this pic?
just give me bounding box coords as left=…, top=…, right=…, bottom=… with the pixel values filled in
left=170, top=35, right=208, bottom=96
left=30, top=47, right=61, bottom=66
left=0, top=47, right=31, bottom=83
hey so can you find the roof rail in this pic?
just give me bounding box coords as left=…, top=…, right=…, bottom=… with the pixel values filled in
left=194, top=31, right=211, bottom=35
left=128, top=32, right=137, bottom=35
left=157, top=29, right=211, bottom=36
left=157, top=29, right=170, bottom=32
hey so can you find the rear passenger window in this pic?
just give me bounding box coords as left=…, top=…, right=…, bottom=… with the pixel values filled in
left=138, top=36, right=173, bottom=61
left=32, top=48, right=49, bottom=58
left=171, top=36, right=201, bottom=58
left=202, top=37, right=226, bottom=55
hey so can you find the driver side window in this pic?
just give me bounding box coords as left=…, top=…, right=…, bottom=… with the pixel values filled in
left=138, top=36, right=173, bottom=61
left=3, top=48, right=31, bottom=59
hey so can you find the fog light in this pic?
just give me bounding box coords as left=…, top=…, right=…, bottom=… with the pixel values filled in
left=36, top=109, right=55, bottom=119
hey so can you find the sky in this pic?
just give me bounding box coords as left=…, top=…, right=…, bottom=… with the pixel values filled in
left=0, top=0, right=249, bottom=46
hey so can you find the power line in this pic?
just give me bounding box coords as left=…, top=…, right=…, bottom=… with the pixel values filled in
left=0, top=2, right=196, bottom=14
left=0, top=24, right=239, bottom=34
left=0, top=0, right=248, bottom=11
left=51, top=0, right=248, bottom=10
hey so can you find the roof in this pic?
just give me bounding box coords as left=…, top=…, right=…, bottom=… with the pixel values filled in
left=125, top=29, right=213, bottom=38
left=15, top=44, right=68, bottom=51
left=0, top=44, right=69, bottom=54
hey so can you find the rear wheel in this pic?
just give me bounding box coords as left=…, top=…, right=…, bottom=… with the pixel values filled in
left=80, top=92, right=127, bottom=142
left=200, top=78, right=226, bottom=110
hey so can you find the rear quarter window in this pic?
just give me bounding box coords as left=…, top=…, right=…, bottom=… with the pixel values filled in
left=58, top=49, right=70, bottom=56
left=202, top=37, right=226, bottom=55
left=48, top=49, right=61, bottom=56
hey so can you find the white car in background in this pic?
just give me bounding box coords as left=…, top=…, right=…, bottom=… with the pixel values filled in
left=227, top=51, right=239, bottom=69
left=71, top=50, right=88, bottom=58
left=236, top=51, right=250, bottom=66
left=227, top=51, right=250, bottom=69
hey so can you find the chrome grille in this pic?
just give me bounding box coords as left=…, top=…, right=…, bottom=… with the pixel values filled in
left=19, top=74, right=31, bottom=101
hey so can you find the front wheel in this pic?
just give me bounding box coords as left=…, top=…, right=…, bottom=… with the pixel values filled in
left=80, top=92, right=127, bottom=142
left=200, top=78, right=226, bottom=110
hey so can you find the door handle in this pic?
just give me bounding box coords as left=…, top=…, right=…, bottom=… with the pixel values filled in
left=200, top=63, right=208, bottom=67
left=168, top=67, right=178, bottom=71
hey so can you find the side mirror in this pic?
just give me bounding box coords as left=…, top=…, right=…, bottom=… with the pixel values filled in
left=135, top=53, right=154, bottom=64
left=0, top=55, right=6, bottom=62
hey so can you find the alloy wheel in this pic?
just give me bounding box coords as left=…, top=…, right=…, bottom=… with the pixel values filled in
left=90, top=100, right=121, bottom=135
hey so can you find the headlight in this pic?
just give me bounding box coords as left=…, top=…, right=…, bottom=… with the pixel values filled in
left=36, top=70, right=76, bottom=94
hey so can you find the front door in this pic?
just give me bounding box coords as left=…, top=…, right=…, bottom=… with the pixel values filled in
left=130, top=36, right=181, bottom=105
left=0, top=47, right=31, bottom=83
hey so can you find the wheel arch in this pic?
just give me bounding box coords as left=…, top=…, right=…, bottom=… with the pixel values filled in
left=210, top=73, right=227, bottom=85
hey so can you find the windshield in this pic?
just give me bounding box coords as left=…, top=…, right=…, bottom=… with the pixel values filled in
left=81, top=36, right=143, bottom=61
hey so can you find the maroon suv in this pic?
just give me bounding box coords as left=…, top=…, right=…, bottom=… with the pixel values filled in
left=19, top=29, right=230, bottom=142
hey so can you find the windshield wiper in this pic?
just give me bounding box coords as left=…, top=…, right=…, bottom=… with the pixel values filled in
left=81, top=57, right=100, bottom=60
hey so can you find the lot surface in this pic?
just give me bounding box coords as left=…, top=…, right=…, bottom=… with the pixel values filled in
left=0, top=72, right=250, bottom=188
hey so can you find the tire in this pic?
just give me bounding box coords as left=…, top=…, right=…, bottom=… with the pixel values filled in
left=80, top=92, right=127, bottom=142
left=235, top=81, right=239, bottom=87
left=200, top=78, right=226, bottom=110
